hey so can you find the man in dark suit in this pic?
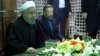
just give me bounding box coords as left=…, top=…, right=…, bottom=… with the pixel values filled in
left=81, top=0, right=100, bottom=39
left=47, top=0, right=71, bottom=37
left=36, top=5, right=64, bottom=41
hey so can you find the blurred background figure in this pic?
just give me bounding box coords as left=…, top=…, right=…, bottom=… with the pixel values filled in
left=47, top=0, right=71, bottom=37
left=36, top=5, right=64, bottom=42
left=81, top=0, right=100, bottom=39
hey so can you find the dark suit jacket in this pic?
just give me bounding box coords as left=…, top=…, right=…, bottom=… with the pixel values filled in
left=81, top=0, right=100, bottom=32
left=47, top=0, right=71, bottom=12
left=36, top=15, right=62, bottom=41
left=47, top=0, right=71, bottom=17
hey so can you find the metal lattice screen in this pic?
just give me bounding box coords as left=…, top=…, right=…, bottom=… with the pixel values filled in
left=16, top=0, right=100, bottom=38
left=16, top=0, right=47, bottom=16
left=69, top=0, right=86, bottom=37
left=70, top=0, right=100, bottom=39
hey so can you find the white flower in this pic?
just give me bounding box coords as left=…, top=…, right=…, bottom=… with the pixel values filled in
left=87, top=39, right=97, bottom=46
left=42, top=47, right=55, bottom=52
left=86, top=41, right=91, bottom=46
left=49, top=48, right=55, bottom=51
left=96, top=45, right=100, bottom=51
left=91, top=39, right=97, bottom=43
left=64, top=53, right=71, bottom=56
left=82, top=47, right=94, bottom=56
left=94, top=50, right=99, bottom=54
left=53, top=54, right=63, bottom=56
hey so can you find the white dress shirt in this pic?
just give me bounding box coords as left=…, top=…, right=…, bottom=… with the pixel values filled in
left=59, top=0, right=65, bottom=8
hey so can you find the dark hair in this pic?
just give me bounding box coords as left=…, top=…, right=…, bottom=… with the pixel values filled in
left=43, top=4, right=53, bottom=12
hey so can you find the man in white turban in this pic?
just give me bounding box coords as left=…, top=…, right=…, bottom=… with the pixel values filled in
left=5, top=1, right=45, bottom=56
left=20, top=1, right=36, bottom=12
left=20, top=1, right=36, bottom=24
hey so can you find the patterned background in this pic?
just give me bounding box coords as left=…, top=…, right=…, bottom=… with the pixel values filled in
left=16, top=0, right=100, bottom=39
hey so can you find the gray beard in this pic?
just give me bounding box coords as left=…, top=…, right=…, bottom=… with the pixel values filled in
left=24, top=17, right=36, bottom=24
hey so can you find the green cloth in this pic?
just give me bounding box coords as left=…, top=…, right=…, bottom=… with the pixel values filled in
left=13, top=41, right=57, bottom=56
left=13, top=40, right=100, bottom=56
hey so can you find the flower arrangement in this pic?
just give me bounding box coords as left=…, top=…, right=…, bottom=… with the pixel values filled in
left=36, top=38, right=87, bottom=56
left=57, top=37, right=86, bottom=54
left=36, top=36, right=100, bottom=56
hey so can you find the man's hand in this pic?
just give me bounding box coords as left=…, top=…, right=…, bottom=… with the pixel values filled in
left=61, top=38, right=66, bottom=42
left=82, top=13, right=87, bottom=19
left=26, top=47, right=37, bottom=54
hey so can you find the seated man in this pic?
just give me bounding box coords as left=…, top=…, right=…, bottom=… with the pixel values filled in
left=5, top=1, right=45, bottom=56
left=36, top=5, right=64, bottom=41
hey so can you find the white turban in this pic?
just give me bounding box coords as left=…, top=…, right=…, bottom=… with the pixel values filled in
left=20, top=1, right=36, bottom=12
